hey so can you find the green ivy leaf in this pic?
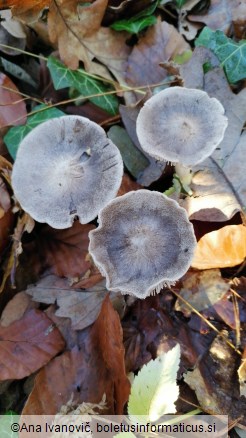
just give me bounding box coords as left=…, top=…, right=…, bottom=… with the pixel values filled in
left=128, top=344, right=180, bottom=422
left=47, top=56, right=118, bottom=115
left=111, top=15, right=156, bottom=34
left=111, top=1, right=158, bottom=34
left=195, top=27, right=246, bottom=83
left=4, top=105, right=64, bottom=159
left=175, top=0, right=188, bottom=8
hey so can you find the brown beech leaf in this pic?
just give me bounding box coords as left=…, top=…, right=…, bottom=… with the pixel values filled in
left=32, top=221, right=97, bottom=279
left=26, top=274, right=125, bottom=331
left=184, top=333, right=246, bottom=420
left=175, top=270, right=230, bottom=317
left=189, top=0, right=246, bottom=36
left=125, top=19, right=190, bottom=93
left=0, top=73, right=27, bottom=128
left=192, top=225, right=246, bottom=270
left=23, top=296, right=130, bottom=414
left=0, top=308, right=65, bottom=380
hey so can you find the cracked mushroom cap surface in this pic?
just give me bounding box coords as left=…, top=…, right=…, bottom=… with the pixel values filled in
left=12, top=115, right=123, bottom=229
left=89, top=190, right=197, bottom=299
left=136, top=87, right=228, bottom=166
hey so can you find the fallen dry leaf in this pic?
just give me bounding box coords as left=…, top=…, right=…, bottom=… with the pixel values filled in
left=192, top=225, right=246, bottom=270
left=175, top=270, right=230, bottom=317
left=35, top=221, right=96, bottom=278
left=48, top=0, right=108, bottom=70
left=184, top=333, right=246, bottom=420
left=26, top=274, right=125, bottom=331
left=238, top=347, right=246, bottom=397
left=125, top=19, right=190, bottom=99
left=0, top=0, right=49, bottom=23
left=117, top=173, right=142, bottom=197
left=0, top=308, right=65, bottom=380
left=189, top=0, right=246, bottom=36
left=0, top=291, right=36, bottom=327
left=23, top=296, right=130, bottom=414
left=0, top=73, right=27, bottom=128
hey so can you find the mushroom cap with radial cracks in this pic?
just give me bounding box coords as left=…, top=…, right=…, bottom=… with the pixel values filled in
left=136, top=87, right=228, bottom=167
left=12, top=115, right=124, bottom=229
left=89, top=190, right=197, bottom=299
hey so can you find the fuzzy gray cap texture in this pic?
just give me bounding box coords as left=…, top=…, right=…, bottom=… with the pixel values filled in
left=89, top=190, right=197, bottom=299
left=12, top=115, right=124, bottom=229
left=136, top=87, right=228, bottom=166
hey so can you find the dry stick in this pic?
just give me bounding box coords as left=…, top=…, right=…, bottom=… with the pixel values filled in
left=169, top=286, right=242, bottom=356
left=232, top=292, right=241, bottom=348
left=0, top=84, right=44, bottom=105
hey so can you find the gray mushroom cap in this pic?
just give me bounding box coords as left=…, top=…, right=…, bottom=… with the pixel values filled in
left=89, top=190, right=197, bottom=299
left=12, top=115, right=123, bottom=229
left=136, top=87, right=228, bottom=166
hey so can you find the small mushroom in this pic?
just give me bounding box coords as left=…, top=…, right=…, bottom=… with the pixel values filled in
left=12, top=115, right=123, bottom=229
left=89, top=190, right=196, bottom=299
left=136, top=87, right=228, bottom=167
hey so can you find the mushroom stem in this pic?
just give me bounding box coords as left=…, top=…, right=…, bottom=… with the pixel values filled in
left=175, top=163, right=193, bottom=196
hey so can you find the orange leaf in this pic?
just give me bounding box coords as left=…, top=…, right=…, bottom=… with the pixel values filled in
left=192, top=224, right=246, bottom=269
left=0, top=309, right=65, bottom=380
left=0, top=0, right=50, bottom=23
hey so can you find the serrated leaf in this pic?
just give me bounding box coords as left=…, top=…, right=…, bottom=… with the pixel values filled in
left=128, top=344, right=180, bottom=422
left=4, top=105, right=64, bottom=159
left=195, top=27, right=246, bottom=83
left=0, top=413, right=19, bottom=438
left=47, top=56, right=118, bottom=115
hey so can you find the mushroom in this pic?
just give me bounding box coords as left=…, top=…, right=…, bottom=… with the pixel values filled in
left=12, top=115, right=123, bottom=229
left=136, top=87, right=228, bottom=187
left=89, top=190, right=196, bottom=299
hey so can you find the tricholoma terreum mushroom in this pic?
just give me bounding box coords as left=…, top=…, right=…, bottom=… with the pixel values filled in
left=89, top=190, right=197, bottom=299
left=136, top=87, right=228, bottom=167
left=12, top=115, right=123, bottom=229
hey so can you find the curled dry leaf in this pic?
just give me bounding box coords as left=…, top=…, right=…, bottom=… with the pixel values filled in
left=184, top=333, right=246, bottom=421
left=23, top=296, right=130, bottom=415
left=0, top=73, right=27, bottom=128
left=26, top=274, right=125, bottom=331
left=192, top=225, right=246, bottom=270
left=0, top=308, right=65, bottom=380
left=0, top=0, right=49, bottom=24
left=175, top=270, right=230, bottom=317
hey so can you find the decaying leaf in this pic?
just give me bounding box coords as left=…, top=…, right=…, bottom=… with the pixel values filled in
left=192, top=225, right=246, bottom=270
left=0, top=308, right=65, bottom=380
left=0, top=0, right=49, bottom=24
left=23, top=296, right=130, bottom=414
left=26, top=274, right=125, bottom=331
left=184, top=333, right=246, bottom=420
left=238, top=348, right=246, bottom=397
left=175, top=270, right=230, bottom=316
left=125, top=19, right=190, bottom=99
left=0, top=73, right=27, bottom=128
left=0, top=291, right=36, bottom=327
left=189, top=0, right=246, bottom=36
